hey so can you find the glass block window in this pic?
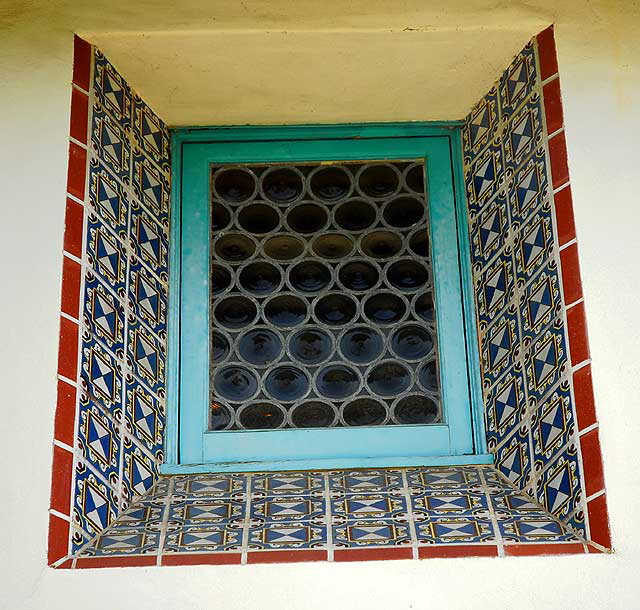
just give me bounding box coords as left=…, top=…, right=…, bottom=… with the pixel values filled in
left=209, top=161, right=442, bottom=431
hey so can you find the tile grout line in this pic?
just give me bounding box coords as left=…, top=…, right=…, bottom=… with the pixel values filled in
left=240, top=474, right=253, bottom=564
left=558, top=237, right=577, bottom=251
left=400, top=470, right=419, bottom=559
left=156, top=477, right=174, bottom=566
left=324, top=472, right=335, bottom=561
left=479, top=466, right=505, bottom=557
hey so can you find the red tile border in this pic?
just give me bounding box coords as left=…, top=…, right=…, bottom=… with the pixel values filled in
left=587, top=494, right=612, bottom=549
left=75, top=555, right=158, bottom=569
left=334, top=547, right=413, bottom=562
left=48, top=514, right=70, bottom=565
left=63, top=197, right=84, bottom=259
left=72, top=36, right=91, bottom=91
left=580, top=428, right=605, bottom=497
left=536, top=25, right=559, bottom=81
left=247, top=550, right=327, bottom=564
left=54, top=558, right=74, bottom=569
left=418, top=545, right=498, bottom=559
left=553, top=186, right=576, bottom=246
left=587, top=544, right=605, bottom=554
left=567, top=301, right=590, bottom=366
left=67, top=141, right=87, bottom=200
left=162, top=553, right=242, bottom=567
left=57, top=316, right=79, bottom=379
left=61, top=256, right=81, bottom=319
left=504, top=542, right=585, bottom=557
left=50, top=445, right=74, bottom=514
left=559, top=242, right=583, bottom=305
left=573, top=364, right=597, bottom=431
left=54, top=379, right=77, bottom=446
left=70, top=88, right=89, bottom=145
left=543, top=78, right=563, bottom=135
left=548, top=131, right=570, bottom=190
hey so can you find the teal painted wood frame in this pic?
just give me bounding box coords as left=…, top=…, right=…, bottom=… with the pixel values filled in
left=162, top=122, right=489, bottom=474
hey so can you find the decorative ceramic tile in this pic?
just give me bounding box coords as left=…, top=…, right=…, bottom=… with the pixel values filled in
left=128, top=257, right=167, bottom=337
left=129, top=199, right=169, bottom=279
left=329, top=470, right=404, bottom=494
left=416, top=517, right=495, bottom=544
left=474, top=248, right=516, bottom=325
left=91, top=106, right=131, bottom=181
left=523, top=319, right=568, bottom=401
left=164, top=524, right=243, bottom=553
left=248, top=522, right=327, bottom=550
left=93, top=50, right=132, bottom=128
left=331, top=494, right=408, bottom=521
left=498, top=42, right=537, bottom=118
left=132, top=148, right=170, bottom=224
left=83, top=273, right=125, bottom=355
left=127, top=320, right=166, bottom=395
left=499, top=516, right=579, bottom=543
left=494, top=427, right=532, bottom=489
left=535, top=444, right=583, bottom=521
left=132, top=95, right=170, bottom=171
left=479, top=303, right=521, bottom=386
left=88, top=161, right=129, bottom=240
left=406, top=466, right=483, bottom=490
left=85, top=212, right=127, bottom=295
left=77, top=402, right=121, bottom=482
left=518, top=259, right=562, bottom=340
left=121, top=438, right=159, bottom=505
left=124, top=378, right=164, bottom=455
left=411, top=491, right=490, bottom=518
left=82, top=529, right=161, bottom=556
left=333, top=520, right=412, bottom=548
left=252, top=496, right=325, bottom=522
left=168, top=498, right=246, bottom=526
left=484, top=367, right=527, bottom=451
left=513, top=200, right=555, bottom=283
left=253, top=472, right=325, bottom=496
left=462, top=86, right=499, bottom=159
left=79, top=338, right=123, bottom=417
left=73, top=463, right=118, bottom=538
left=172, top=474, right=247, bottom=498
left=464, top=139, right=505, bottom=214
left=508, top=148, right=549, bottom=226
left=469, top=191, right=510, bottom=271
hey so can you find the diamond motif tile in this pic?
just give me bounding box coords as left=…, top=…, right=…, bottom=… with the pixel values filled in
left=462, top=87, right=499, bottom=159
left=252, top=496, right=325, bottom=522
left=469, top=192, right=510, bottom=270
left=508, top=149, right=549, bottom=225
left=520, top=260, right=562, bottom=339
left=248, top=522, right=327, bottom=550
left=88, top=161, right=129, bottom=239
left=503, top=93, right=544, bottom=170
left=127, top=321, right=165, bottom=394
left=128, top=258, right=167, bottom=336
left=132, top=149, right=170, bottom=223
left=484, top=367, right=527, bottom=450
left=535, top=446, right=583, bottom=521
left=83, top=274, right=125, bottom=354
left=93, top=50, right=132, bottom=127
left=406, top=466, right=483, bottom=490
left=125, top=379, right=164, bottom=454
left=531, top=381, right=574, bottom=464
left=168, top=498, right=246, bottom=526
left=79, top=338, right=122, bottom=417
left=329, top=470, right=403, bottom=494
left=480, top=304, right=521, bottom=386
left=73, top=465, right=118, bottom=539
left=499, top=517, right=579, bottom=543
left=514, top=200, right=554, bottom=283
left=252, top=472, right=325, bottom=496
left=416, top=517, right=495, bottom=544
left=172, top=474, right=247, bottom=498
left=494, top=428, right=532, bottom=490
left=164, top=525, right=243, bottom=553
left=132, top=95, right=170, bottom=170
left=464, top=139, right=504, bottom=214
left=333, top=520, right=411, bottom=548
left=121, top=440, right=159, bottom=504
left=474, top=249, right=515, bottom=325
left=524, top=319, right=568, bottom=401
left=130, top=199, right=169, bottom=279
left=331, top=494, right=407, bottom=521
left=411, top=491, right=489, bottom=518
left=498, top=42, right=537, bottom=118
left=91, top=107, right=130, bottom=181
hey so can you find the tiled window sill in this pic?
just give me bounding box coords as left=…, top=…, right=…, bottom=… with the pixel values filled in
left=52, top=465, right=605, bottom=569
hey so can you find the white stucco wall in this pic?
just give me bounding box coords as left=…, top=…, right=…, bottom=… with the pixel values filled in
left=2, top=2, right=639, bottom=608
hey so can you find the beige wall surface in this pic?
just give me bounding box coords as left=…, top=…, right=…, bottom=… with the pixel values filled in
left=1, top=1, right=639, bottom=609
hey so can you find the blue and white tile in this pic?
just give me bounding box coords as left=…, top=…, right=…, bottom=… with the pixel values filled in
left=88, top=160, right=129, bottom=240
left=328, top=470, right=403, bottom=495
left=406, top=466, right=483, bottom=491
left=484, top=367, right=527, bottom=451
left=248, top=521, right=328, bottom=550
left=332, top=519, right=411, bottom=548
left=168, top=497, right=246, bottom=526
left=535, top=444, right=583, bottom=522
left=91, top=105, right=131, bottom=182
left=252, top=496, right=326, bottom=522
left=172, top=474, right=247, bottom=499
left=252, top=472, right=325, bottom=496
left=73, top=464, right=118, bottom=537
left=524, top=318, right=568, bottom=402
left=86, top=211, right=127, bottom=296
left=124, top=378, right=164, bottom=455
left=164, top=524, right=243, bottom=553
left=132, top=148, right=170, bottom=225
left=513, top=200, right=555, bottom=284
left=498, top=42, right=537, bottom=119
left=127, top=320, right=166, bottom=395
left=462, top=86, right=499, bottom=160
left=469, top=191, right=510, bottom=271
left=132, top=95, right=170, bottom=172
left=81, top=529, right=160, bottom=556
left=411, top=490, right=489, bottom=519
left=508, top=148, right=549, bottom=226
left=93, top=50, right=132, bottom=129
left=503, top=93, right=544, bottom=171
left=479, top=303, right=521, bottom=388
left=415, top=517, right=495, bottom=544
left=129, top=199, right=169, bottom=279
left=77, top=401, right=121, bottom=482
left=518, top=259, right=562, bottom=341
left=499, top=516, right=579, bottom=543
left=464, top=138, right=505, bottom=215
left=494, top=426, right=532, bottom=490
left=83, top=273, right=125, bottom=356
left=121, top=438, right=159, bottom=506
left=474, top=248, right=516, bottom=326
left=128, top=257, right=167, bottom=337
left=79, top=337, right=123, bottom=417
left=331, top=494, right=408, bottom=521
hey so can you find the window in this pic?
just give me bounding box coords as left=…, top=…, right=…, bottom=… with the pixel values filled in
left=163, top=124, right=488, bottom=474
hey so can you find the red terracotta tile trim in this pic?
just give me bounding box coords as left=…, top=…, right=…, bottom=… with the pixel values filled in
left=63, top=197, right=84, bottom=259
left=75, top=555, right=158, bottom=569
left=50, top=445, right=74, bottom=514
left=559, top=242, right=583, bottom=305
left=333, top=547, right=413, bottom=562
left=573, top=364, right=597, bottom=431
left=587, top=494, right=612, bottom=549
left=418, top=545, right=499, bottom=559
left=61, top=256, right=81, bottom=319
left=162, top=553, right=242, bottom=567
left=548, top=131, right=570, bottom=190
left=57, top=316, right=79, bottom=379
left=53, top=558, right=74, bottom=569
left=580, top=428, right=605, bottom=497
left=48, top=514, right=70, bottom=565
left=504, top=542, right=585, bottom=557
left=70, top=88, right=89, bottom=145
left=587, top=544, right=605, bottom=554
left=553, top=185, right=576, bottom=246
left=543, top=78, right=564, bottom=135
left=72, top=36, right=92, bottom=91
left=537, top=25, right=559, bottom=81
left=54, top=379, right=77, bottom=446
left=247, top=550, right=327, bottom=564
left=567, top=301, right=590, bottom=366
left=67, top=141, right=87, bottom=200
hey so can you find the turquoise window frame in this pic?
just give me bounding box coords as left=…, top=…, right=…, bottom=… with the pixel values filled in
left=161, top=122, right=490, bottom=474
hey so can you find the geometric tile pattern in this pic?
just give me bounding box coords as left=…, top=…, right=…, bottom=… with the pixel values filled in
left=462, top=33, right=595, bottom=541
left=71, top=466, right=587, bottom=565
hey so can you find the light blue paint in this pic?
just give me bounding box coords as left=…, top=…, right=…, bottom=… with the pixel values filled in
left=166, top=123, right=488, bottom=473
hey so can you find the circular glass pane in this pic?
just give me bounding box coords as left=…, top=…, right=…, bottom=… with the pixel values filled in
left=418, top=359, right=439, bottom=392
left=338, top=260, right=379, bottom=292
left=409, top=229, right=430, bottom=257
left=262, top=167, right=303, bottom=204
left=238, top=328, right=283, bottom=365
left=358, top=164, right=399, bottom=198
left=209, top=401, right=232, bottom=430
left=238, top=262, right=281, bottom=295
left=264, top=366, right=309, bottom=401
left=363, top=293, right=406, bottom=324
left=309, top=166, right=351, bottom=201
left=343, top=398, right=387, bottom=426
left=367, top=361, right=411, bottom=396
left=264, top=294, right=307, bottom=327
left=383, top=197, right=424, bottom=228
left=405, top=164, right=425, bottom=195
left=414, top=291, right=435, bottom=323
left=334, top=200, right=376, bottom=231
left=360, top=231, right=402, bottom=259
left=290, top=401, right=336, bottom=428
left=211, top=264, right=232, bottom=294
left=387, top=260, right=429, bottom=291
left=215, top=234, right=256, bottom=262
left=312, top=233, right=354, bottom=259
left=390, top=325, right=434, bottom=360
left=289, top=328, right=333, bottom=364
left=211, top=331, right=230, bottom=362
left=339, top=327, right=384, bottom=364
left=263, top=234, right=305, bottom=260
left=314, top=294, right=357, bottom=326
left=289, top=261, right=331, bottom=293
left=239, top=402, right=285, bottom=430
left=214, top=296, right=257, bottom=329
left=213, top=365, right=258, bottom=401
left=394, top=395, right=438, bottom=424
left=316, top=365, right=360, bottom=399
left=287, top=203, right=328, bottom=234
left=211, top=203, right=231, bottom=231
left=238, top=203, right=280, bottom=234
left=214, top=168, right=256, bottom=203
